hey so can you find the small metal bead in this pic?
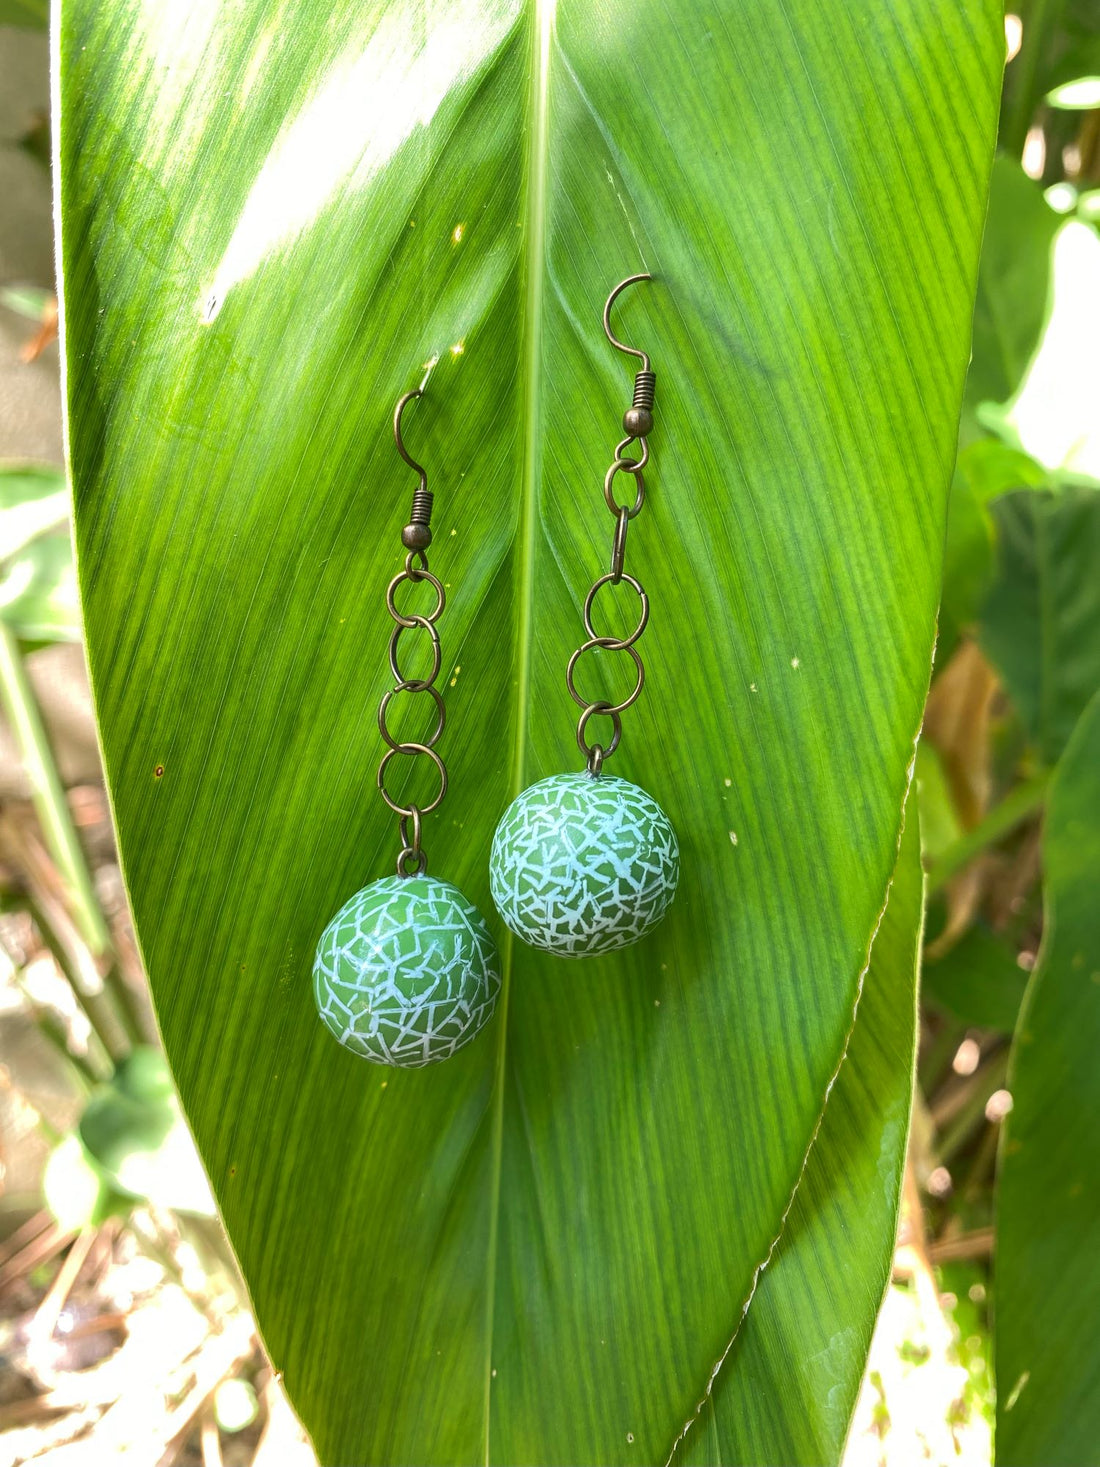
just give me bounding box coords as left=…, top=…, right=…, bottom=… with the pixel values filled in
left=622, top=406, right=653, bottom=437
left=401, top=523, right=432, bottom=550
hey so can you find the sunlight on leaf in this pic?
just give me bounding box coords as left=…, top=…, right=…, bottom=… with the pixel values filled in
left=203, top=0, right=519, bottom=320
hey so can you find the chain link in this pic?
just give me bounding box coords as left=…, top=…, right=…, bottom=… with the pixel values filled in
left=571, top=362, right=655, bottom=773
left=378, top=558, right=449, bottom=875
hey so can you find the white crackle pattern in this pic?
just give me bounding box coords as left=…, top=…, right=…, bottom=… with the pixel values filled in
left=313, top=875, right=500, bottom=1066
left=490, top=773, right=679, bottom=957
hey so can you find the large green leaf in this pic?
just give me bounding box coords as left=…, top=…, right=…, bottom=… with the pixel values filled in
left=679, top=803, right=922, bottom=1466
left=57, top=0, right=1001, bottom=1460
left=995, top=689, right=1100, bottom=1465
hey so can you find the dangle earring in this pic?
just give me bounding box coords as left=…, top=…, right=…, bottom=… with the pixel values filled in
left=490, top=275, right=679, bottom=956
left=313, top=388, right=501, bottom=1064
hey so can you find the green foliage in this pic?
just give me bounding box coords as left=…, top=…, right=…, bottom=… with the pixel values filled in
left=79, top=1047, right=216, bottom=1214
left=955, top=441, right=1049, bottom=504
left=981, top=487, right=1100, bottom=764
left=939, top=465, right=995, bottom=667
left=43, top=1133, right=123, bottom=1232
left=966, top=159, right=1059, bottom=408
left=996, top=221, right=1100, bottom=481
left=0, top=285, right=54, bottom=321
left=922, top=921, right=1029, bottom=1034
left=939, top=438, right=1049, bottom=668
left=915, top=742, right=962, bottom=861
left=57, top=0, right=1000, bottom=1459
left=1001, top=0, right=1100, bottom=152
left=0, top=0, right=48, bottom=27
left=996, top=689, right=1100, bottom=1465
left=44, top=1050, right=215, bottom=1229
left=0, top=465, right=80, bottom=644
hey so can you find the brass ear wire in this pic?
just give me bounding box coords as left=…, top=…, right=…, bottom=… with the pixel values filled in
left=603, top=274, right=656, bottom=440
left=603, top=272, right=652, bottom=370
left=393, top=388, right=427, bottom=486
left=393, top=388, right=433, bottom=555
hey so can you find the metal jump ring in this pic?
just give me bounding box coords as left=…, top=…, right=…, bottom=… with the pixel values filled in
left=584, top=572, right=650, bottom=649
left=603, top=459, right=646, bottom=518
left=378, top=683, right=446, bottom=750
left=377, top=743, right=448, bottom=815
left=566, top=637, right=645, bottom=714
left=615, top=434, right=650, bottom=472
left=388, top=616, right=442, bottom=688
left=396, top=846, right=428, bottom=877
left=386, top=568, right=446, bottom=628
left=610, top=507, right=629, bottom=583
left=399, top=805, right=423, bottom=856
left=576, top=702, right=622, bottom=761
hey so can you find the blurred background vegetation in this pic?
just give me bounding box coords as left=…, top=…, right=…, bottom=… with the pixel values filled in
left=0, top=4, right=1097, bottom=1463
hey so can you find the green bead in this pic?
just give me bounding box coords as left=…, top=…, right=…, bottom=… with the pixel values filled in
left=490, top=773, right=679, bottom=956
left=313, top=876, right=500, bottom=1066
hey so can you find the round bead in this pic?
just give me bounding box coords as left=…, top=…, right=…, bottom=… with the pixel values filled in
left=490, top=773, right=679, bottom=956
left=622, top=406, right=654, bottom=437
left=401, top=522, right=432, bottom=551
left=313, top=876, right=500, bottom=1066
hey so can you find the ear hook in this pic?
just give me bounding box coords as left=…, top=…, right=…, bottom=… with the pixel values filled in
left=394, top=387, right=434, bottom=555
left=605, top=274, right=656, bottom=441
left=603, top=273, right=652, bottom=372
left=393, top=388, right=427, bottom=494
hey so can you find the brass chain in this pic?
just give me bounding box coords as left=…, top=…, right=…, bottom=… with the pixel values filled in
left=377, top=553, right=449, bottom=875
left=567, top=365, right=656, bottom=774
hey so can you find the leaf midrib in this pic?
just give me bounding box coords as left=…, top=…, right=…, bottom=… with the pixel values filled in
left=482, top=0, right=553, bottom=1458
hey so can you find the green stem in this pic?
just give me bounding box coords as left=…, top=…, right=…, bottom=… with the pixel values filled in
left=21, top=888, right=122, bottom=1069
left=0, top=623, right=111, bottom=956
left=100, top=957, right=147, bottom=1048
left=927, top=770, right=1050, bottom=896
left=0, top=622, right=145, bottom=1048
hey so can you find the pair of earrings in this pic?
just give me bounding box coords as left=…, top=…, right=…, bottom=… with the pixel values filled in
left=313, top=277, right=679, bottom=1068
